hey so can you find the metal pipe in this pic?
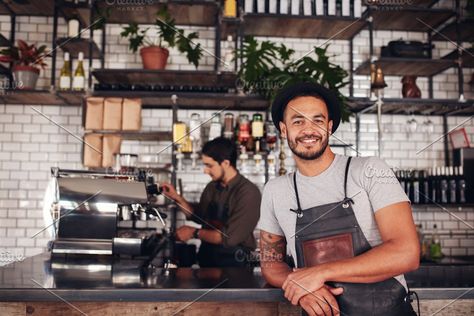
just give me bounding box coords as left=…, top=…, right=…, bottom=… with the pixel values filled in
left=443, top=114, right=450, bottom=166
left=88, top=0, right=94, bottom=89
left=51, top=2, right=59, bottom=89
left=349, top=37, right=354, bottom=97
left=455, top=0, right=464, bottom=101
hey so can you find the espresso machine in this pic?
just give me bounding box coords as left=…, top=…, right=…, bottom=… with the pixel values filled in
left=48, top=168, right=174, bottom=266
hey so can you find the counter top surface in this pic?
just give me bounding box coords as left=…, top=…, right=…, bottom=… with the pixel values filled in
left=0, top=253, right=473, bottom=301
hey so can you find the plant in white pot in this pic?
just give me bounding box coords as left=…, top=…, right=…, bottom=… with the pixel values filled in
left=0, top=39, right=48, bottom=89
left=120, top=6, right=202, bottom=70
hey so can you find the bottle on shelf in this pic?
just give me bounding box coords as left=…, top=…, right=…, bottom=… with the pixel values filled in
left=420, top=169, right=430, bottom=204
left=440, top=166, right=449, bottom=204
left=265, top=119, right=278, bottom=152
left=223, top=0, right=237, bottom=18
left=251, top=113, right=264, bottom=173
left=237, top=114, right=251, bottom=173
left=189, top=113, right=202, bottom=169
left=72, top=52, right=85, bottom=91
left=208, top=113, right=222, bottom=141
left=448, top=166, right=457, bottom=204
left=430, top=166, right=438, bottom=203
left=223, top=113, right=234, bottom=140
left=457, top=166, right=466, bottom=204
left=173, top=121, right=188, bottom=171
left=67, top=17, right=80, bottom=38
left=412, top=170, right=420, bottom=204
left=59, top=52, right=71, bottom=91
left=429, top=224, right=443, bottom=260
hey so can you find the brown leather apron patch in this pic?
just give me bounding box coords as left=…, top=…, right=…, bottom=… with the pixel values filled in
left=302, top=233, right=354, bottom=266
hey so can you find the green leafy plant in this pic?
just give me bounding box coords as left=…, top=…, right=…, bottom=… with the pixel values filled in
left=120, top=6, right=202, bottom=68
left=237, top=36, right=351, bottom=122
left=0, top=39, right=48, bottom=69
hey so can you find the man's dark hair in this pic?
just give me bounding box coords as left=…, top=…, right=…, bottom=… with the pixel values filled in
left=202, top=137, right=237, bottom=167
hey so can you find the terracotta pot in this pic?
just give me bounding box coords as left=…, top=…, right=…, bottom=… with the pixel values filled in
left=12, top=65, right=40, bottom=90
left=140, top=46, right=169, bottom=70
left=401, top=75, right=421, bottom=98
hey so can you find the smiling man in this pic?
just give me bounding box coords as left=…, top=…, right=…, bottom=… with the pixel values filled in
left=162, top=137, right=261, bottom=267
left=258, top=82, right=419, bottom=316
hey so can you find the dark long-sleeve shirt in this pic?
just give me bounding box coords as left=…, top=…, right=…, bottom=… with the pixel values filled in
left=193, top=173, right=261, bottom=250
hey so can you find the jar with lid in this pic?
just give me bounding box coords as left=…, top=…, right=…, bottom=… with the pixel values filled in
left=208, top=113, right=222, bottom=140
left=223, top=113, right=234, bottom=140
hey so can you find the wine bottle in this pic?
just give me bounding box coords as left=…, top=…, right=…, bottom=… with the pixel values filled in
left=72, top=52, right=85, bottom=91
left=59, top=52, right=71, bottom=90
left=457, top=166, right=466, bottom=203
left=429, top=224, right=442, bottom=260
left=448, top=166, right=457, bottom=204
left=440, top=166, right=448, bottom=204
left=412, top=170, right=420, bottom=204
left=421, top=169, right=430, bottom=204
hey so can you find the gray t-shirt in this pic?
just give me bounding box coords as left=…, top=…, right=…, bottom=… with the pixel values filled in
left=258, top=154, right=410, bottom=290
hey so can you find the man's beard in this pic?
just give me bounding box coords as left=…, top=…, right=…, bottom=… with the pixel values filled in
left=287, top=133, right=329, bottom=160
left=212, top=167, right=225, bottom=182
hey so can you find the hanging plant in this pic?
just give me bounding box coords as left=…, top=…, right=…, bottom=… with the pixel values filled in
left=237, top=36, right=351, bottom=122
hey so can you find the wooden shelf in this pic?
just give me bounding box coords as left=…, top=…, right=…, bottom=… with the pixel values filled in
left=92, top=69, right=237, bottom=89
left=409, top=0, right=441, bottom=7
left=355, top=58, right=454, bottom=76
left=368, top=8, right=454, bottom=32
left=0, top=90, right=82, bottom=105
left=56, top=38, right=102, bottom=59
left=348, top=97, right=474, bottom=116
left=87, top=130, right=171, bottom=141
left=0, top=33, right=10, bottom=47
left=0, top=0, right=54, bottom=16
left=432, top=18, right=474, bottom=42
left=66, top=1, right=218, bottom=26
left=93, top=90, right=269, bottom=111
left=241, top=14, right=366, bottom=40
left=442, top=48, right=474, bottom=68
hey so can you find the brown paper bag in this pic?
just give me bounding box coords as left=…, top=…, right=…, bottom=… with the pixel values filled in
left=122, top=98, right=142, bottom=131
left=83, top=134, right=102, bottom=168
left=103, top=98, right=123, bottom=130
left=85, top=97, right=104, bottom=130
left=102, top=134, right=122, bottom=168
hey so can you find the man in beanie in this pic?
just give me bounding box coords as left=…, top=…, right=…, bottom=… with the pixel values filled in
left=258, top=82, right=419, bottom=316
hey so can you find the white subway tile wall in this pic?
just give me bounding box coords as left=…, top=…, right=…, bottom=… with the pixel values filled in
left=0, top=13, right=473, bottom=261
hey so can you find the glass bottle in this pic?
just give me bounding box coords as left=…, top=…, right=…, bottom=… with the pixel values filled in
left=223, top=113, right=234, bottom=140
left=251, top=113, right=264, bottom=153
left=59, top=52, right=71, bottom=90
left=208, top=113, right=222, bottom=140
left=72, top=52, right=85, bottom=91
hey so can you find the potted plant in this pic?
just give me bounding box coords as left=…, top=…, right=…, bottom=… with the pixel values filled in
left=121, top=6, right=203, bottom=70
left=0, top=39, right=48, bottom=89
left=237, top=36, right=351, bottom=122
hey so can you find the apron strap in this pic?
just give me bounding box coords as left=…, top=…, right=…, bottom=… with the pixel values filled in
left=291, top=172, right=303, bottom=213
left=344, top=156, right=352, bottom=199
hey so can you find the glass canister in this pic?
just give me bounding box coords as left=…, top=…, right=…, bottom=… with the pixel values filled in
left=265, top=120, right=278, bottom=150
left=208, top=113, right=222, bottom=140
left=223, top=113, right=234, bottom=139
left=238, top=114, right=250, bottom=145
left=189, top=113, right=202, bottom=142
left=251, top=113, right=264, bottom=138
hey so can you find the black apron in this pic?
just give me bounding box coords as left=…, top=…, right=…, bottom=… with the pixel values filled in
left=291, top=157, right=416, bottom=316
left=197, top=186, right=250, bottom=268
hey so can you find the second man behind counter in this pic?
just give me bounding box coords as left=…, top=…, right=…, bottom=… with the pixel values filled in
left=161, top=137, right=261, bottom=267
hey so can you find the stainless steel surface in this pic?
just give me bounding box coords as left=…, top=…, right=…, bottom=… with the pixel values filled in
left=0, top=253, right=473, bottom=302
left=53, top=173, right=152, bottom=257
left=113, top=237, right=142, bottom=256
left=51, top=239, right=113, bottom=255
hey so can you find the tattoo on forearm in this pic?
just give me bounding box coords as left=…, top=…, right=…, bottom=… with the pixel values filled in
left=260, top=232, right=286, bottom=263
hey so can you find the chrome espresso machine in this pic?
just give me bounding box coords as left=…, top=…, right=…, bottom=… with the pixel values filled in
left=47, top=168, right=176, bottom=267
